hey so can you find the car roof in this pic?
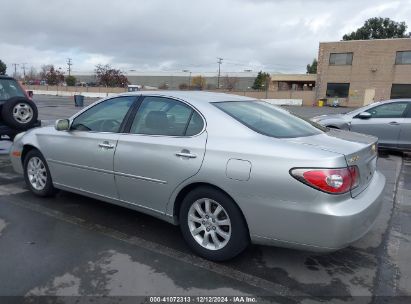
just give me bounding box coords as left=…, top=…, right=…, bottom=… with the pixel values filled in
left=118, top=90, right=256, bottom=105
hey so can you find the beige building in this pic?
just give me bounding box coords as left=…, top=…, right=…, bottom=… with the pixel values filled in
left=316, top=38, right=411, bottom=107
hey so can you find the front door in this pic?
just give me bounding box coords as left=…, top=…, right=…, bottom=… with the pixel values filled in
left=114, top=96, right=207, bottom=213
left=350, top=102, right=409, bottom=148
left=43, top=96, right=136, bottom=198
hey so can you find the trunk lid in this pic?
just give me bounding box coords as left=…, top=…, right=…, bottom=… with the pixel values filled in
left=286, top=129, right=378, bottom=197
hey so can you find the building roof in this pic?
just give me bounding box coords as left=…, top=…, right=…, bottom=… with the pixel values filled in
left=320, top=38, right=411, bottom=45
left=269, top=74, right=317, bottom=81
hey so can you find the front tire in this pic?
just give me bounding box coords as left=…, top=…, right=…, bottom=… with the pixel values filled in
left=23, top=149, right=56, bottom=197
left=179, top=186, right=249, bottom=261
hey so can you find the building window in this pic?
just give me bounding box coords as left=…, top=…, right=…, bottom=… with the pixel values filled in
left=326, top=83, right=350, bottom=98
left=395, top=51, right=411, bottom=65
left=391, top=84, right=411, bottom=99
left=329, top=53, right=353, bottom=65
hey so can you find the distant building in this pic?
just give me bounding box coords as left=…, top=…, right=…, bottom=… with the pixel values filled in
left=270, top=74, right=316, bottom=92
left=316, top=38, right=411, bottom=107
left=74, top=71, right=258, bottom=91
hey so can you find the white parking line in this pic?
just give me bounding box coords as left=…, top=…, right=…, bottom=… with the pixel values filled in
left=0, top=182, right=27, bottom=195
left=5, top=195, right=309, bottom=297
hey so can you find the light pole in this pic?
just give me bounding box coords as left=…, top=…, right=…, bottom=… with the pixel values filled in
left=182, top=69, right=192, bottom=90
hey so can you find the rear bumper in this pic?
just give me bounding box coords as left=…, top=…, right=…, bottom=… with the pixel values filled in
left=250, top=171, right=386, bottom=251
left=0, top=120, right=41, bottom=137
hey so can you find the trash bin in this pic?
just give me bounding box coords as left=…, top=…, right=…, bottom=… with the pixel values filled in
left=27, top=90, right=34, bottom=98
left=74, top=95, right=84, bottom=107
left=318, top=99, right=324, bottom=107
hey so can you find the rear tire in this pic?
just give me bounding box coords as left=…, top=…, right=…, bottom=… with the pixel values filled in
left=179, top=186, right=249, bottom=261
left=23, top=149, right=56, bottom=197
left=1, top=97, right=38, bottom=130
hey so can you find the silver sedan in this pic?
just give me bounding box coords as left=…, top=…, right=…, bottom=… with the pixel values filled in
left=312, top=99, right=411, bottom=152
left=10, top=92, right=386, bottom=261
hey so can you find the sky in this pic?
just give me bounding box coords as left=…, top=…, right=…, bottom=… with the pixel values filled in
left=1, top=0, right=411, bottom=76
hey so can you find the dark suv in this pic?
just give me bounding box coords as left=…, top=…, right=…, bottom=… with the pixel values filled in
left=0, top=75, right=39, bottom=140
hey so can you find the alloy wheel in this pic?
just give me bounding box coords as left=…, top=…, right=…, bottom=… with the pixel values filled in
left=187, top=198, right=232, bottom=250
left=27, top=157, right=47, bottom=191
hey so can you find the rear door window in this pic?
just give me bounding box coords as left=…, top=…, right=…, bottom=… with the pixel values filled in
left=0, top=79, right=26, bottom=101
left=214, top=101, right=325, bottom=138
left=130, top=96, right=203, bottom=136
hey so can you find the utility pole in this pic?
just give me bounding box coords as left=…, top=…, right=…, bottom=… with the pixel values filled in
left=21, top=63, right=27, bottom=80
left=217, top=57, right=223, bottom=89
left=182, top=69, right=192, bottom=89
left=12, top=63, right=19, bottom=78
left=67, top=58, right=73, bottom=76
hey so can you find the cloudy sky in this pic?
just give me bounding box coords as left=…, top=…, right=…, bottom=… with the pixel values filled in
left=1, top=0, right=411, bottom=75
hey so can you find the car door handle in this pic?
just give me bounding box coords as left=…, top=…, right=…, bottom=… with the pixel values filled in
left=175, top=150, right=197, bottom=158
left=389, top=121, right=400, bottom=126
left=99, top=142, right=115, bottom=149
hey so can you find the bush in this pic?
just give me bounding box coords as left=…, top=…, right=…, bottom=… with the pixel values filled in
left=65, top=75, right=76, bottom=87
left=179, top=83, right=188, bottom=90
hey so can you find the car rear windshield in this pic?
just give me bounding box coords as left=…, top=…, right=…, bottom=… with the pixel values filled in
left=0, top=79, right=26, bottom=101
left=214, top=101, right=326, bottom=138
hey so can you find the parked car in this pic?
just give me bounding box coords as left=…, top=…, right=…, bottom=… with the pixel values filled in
left=311, top=99, right=411, bottom=152
left=9, top=92, right=385, bottom=261
left=0, top=75, right=39, bottom=140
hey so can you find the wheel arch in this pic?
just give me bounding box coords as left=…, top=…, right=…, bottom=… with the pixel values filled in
left=172, top=182, right=250, bottom=234
left=21, top=144, right=40, bottom=165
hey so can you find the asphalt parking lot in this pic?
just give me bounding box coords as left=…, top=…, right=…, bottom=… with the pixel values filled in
left=0, top=95, right=410, bottom=303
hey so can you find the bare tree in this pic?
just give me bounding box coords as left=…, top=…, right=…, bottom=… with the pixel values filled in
left=39, top=65, right=54, bottom=81
left=222, top=75, right=239, bottom=91
left=26, top=67, right=38, bottom=82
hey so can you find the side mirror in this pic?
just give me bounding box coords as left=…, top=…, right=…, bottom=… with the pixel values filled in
left=358, top=112, right=372, bottom=119
left=55, top=119, right=70, bottom=131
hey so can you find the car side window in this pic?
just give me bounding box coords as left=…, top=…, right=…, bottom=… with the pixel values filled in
left=130, top=96, right=203, bottom=136
left=365, top=103, right=408, bottom=118
left=71, top=96, right=135, bottom=132
left=406, top=103, right=411, bottom=118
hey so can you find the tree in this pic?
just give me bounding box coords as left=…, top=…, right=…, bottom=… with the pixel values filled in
left=66, top=75, right=76, bottom=86
left=0, top=60, right=6, bottom=75
left=95, top=64, right=129, bottom=87
left=40, top=64, right=53, bottom=80
left=191, top=75, right=206, bottom=90
left=343, top=17, right=410, bottom=41
left=26, top=67, right=38, bottom=82
left=252, top=71, right=270, bottom=90
left=178, top=83, right=188, bottom=90
left=43, top=65, right=65, bottom=85
left=222, top=75, right=239, bottom=91
left=306, top=58, right=317, bottom=74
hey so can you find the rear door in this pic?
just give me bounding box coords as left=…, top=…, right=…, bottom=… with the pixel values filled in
left=350, top=102, right=409, bottom=148
left=398, top=102, right=411, bottom=151
left=114, top=96, right=207, bottom=213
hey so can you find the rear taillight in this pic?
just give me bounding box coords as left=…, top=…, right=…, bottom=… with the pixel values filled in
left=290, top=166, right=360, bottom=194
